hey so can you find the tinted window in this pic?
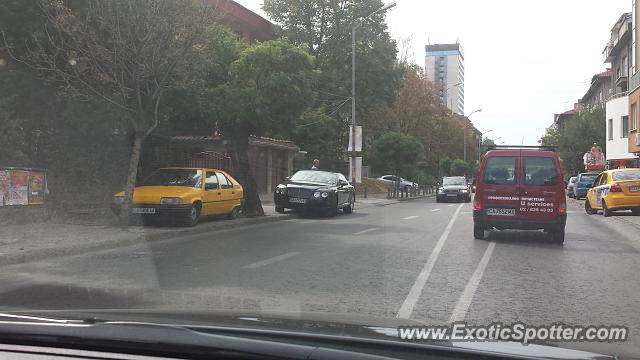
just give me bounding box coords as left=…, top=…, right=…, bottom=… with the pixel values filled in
left=443, top=177, right=466, bottom=186
left=140, top=169, right=202, bottom=188
left=579, top=174, right=598, bottom=183
left=524, top=157, right=558, bottom=186
left=218, top=173, right=233, bottom=189
left=482, top=157, right=516, bottom=185
left=205, top=172, right=219, bottom=190
left=612, top=170, right=640, bottom=181
left=290, top=170, right=337, bottom=185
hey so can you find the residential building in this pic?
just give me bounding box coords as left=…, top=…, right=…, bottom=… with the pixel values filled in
left=629, top=0, right=640, bottom=159
left=425, top=43, right=465, bottom=115
left=581, top=70, right=612, bottom=109
left=604, top=12, right=636, bottom=168
left=553, top=102, right=585, bottom=130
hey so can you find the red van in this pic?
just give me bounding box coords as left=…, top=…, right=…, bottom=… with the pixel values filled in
left=473, top=146, right=567, bottom=243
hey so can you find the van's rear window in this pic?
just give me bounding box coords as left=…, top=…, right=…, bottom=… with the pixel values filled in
left=483, top=157, right=516, bottom=185
left=524, top=157, right=558, bottom=186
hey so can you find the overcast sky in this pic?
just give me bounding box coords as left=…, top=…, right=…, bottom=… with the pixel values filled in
left=236, top=0, right=630, bottom=145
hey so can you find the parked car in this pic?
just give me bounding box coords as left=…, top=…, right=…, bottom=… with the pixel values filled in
left=566, top=176, right=577, bottom=198
left=436, top=176, right=471, bottom=202
left=584, top=169, right=640, bottom=217
left=111, top=167, right=243, bottom=226
left=473, top=146, right=567, bottom=243
left=377, top=175, right=418, bottom=192
left=274, top=170, right=355, bottom=216
left=573, top=172, right=600, bottom=199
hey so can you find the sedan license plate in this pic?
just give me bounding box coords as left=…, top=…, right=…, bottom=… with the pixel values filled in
left=629, top=186, right=640, bottom=192
left=289, top=197, right=306, bottom=204
left=132, top=207, right=156, bottom=214
left=486, top=208, right=515, bottom=216
left=446, top=193, right=458, bottom=197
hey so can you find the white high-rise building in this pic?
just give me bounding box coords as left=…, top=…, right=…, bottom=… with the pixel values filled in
left=425, top=43, right=465, bottom=115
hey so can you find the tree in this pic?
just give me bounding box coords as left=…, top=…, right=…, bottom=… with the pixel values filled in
left=9, top=0, right=215, bottom=224
left=370, top=132, right=423, bottom=195
left=450, top=159, right=469, bottom=176
left=211, top=39, right=319, bottom=215
left=540, top=108, right=605, bottom=176
left=439, top=157, right=452, bottom=177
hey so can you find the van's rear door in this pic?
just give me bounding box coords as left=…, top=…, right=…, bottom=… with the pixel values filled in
left=480, top=152, right=522, bottom=219
left=519, top=153, right=562, bottom=221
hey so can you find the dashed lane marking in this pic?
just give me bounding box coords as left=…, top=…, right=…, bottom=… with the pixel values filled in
left=353, top=228, right=379, bottom=235
left=242, top=252, right=301, bottom=269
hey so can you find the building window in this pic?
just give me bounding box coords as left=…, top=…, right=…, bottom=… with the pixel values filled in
left=608, top=119, right=613, bottom=140
left=632, top=103, right=638, bottom=130
left=622, top=115, right=629, bottom=138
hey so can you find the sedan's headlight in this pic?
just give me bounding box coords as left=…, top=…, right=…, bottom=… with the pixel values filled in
left=461, top=188, right=469, bottom=193
left=275, top=188, right=281, bottom=194
left=438, top=187, right=444, bottom=193
left=321, top=192, right=329, bottom=198
left=313, top=192, right=321, bottom=198
left=160, top=197, right=182, bottom=205
left=113, top=196, right=124, bottom=204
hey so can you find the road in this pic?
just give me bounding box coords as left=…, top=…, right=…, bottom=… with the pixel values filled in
left=1, top=197, right=639, bottom=356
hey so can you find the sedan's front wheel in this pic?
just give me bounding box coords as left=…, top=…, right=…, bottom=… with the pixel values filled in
left=343, top=195, right=355, bottom=214
left=183, top=203, right=201, bottom=227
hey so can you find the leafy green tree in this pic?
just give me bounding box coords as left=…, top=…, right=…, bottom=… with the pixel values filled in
left=439, top=157, right=452, bottom=177
left=370, top=132, right=423, bottom=194
left=450, top=159, right=469, bottom=176
left=211, top=39, right=319, bottom=215
left=291, top=109, right=345, bottom=171
left=11, top=0, right=215, bottom=224
left=540, top=108, right=605, bottom=177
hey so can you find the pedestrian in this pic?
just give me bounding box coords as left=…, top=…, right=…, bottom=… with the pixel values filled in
left=311, top=159, right=320, bottom=170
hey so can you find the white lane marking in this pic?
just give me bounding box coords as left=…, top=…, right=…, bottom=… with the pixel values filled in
left=397, top=203, right=464, bottom=319
left=354, top=228, right=379, bottom=235
left=448, top=242, right=496, bottom=323
left=460, top=211, right=472, bottom=214
left=402, top=216, right=419, bottom=220
left=431, top=208, right=441, bottom=212
left=242, top=252, right=301, bottom=269
left=448, top=204, right=455, bottom=207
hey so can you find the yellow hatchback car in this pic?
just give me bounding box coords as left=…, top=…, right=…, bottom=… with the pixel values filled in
left=584, top=168, right=640, bottom=217
left=111, top=167, right=244, bottom=226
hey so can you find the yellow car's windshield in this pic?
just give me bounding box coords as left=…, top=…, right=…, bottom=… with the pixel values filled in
left=140, top=169, right=203, bottom=188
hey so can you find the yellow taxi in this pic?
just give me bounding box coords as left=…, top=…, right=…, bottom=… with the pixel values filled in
left=111, top=167, right=244, bottom=226
left=584, top=168, right=640, bottom=217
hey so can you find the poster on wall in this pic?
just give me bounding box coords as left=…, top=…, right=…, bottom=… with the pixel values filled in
left=0, top=170, right=8, bottom=207
left=28, top=171, right=45, bottom=205
left=7, top=170, right=29, bottom=206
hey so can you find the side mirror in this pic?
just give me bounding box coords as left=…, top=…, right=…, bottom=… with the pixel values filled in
left=284, top=176, right=290, bottom=182
left=339, top=179, right=348, bottom=186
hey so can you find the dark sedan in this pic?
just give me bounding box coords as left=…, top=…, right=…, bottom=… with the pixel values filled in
left=436, top=176, right=472, bottom=203
left=274, top=170, right=355, bottom=216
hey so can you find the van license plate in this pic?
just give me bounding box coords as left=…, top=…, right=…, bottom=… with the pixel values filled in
left=629, top=186, right=640, bottom=192
left=289, top=198, right=306, bottom=204
left=486, top=208, right=515, bottom=216
left=132, top=208, right=155, bottom=214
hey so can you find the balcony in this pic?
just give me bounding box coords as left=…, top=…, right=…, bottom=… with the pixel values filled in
left=604, top=20, right=632, bottom=62
left=616, top=74, right=628, bottom=89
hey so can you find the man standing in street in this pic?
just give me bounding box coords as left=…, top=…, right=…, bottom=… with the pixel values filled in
left=311, top=159, right=320, bottom=170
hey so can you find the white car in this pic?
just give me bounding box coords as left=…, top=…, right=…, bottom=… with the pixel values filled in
left=377, top=175, right=418, bottom=192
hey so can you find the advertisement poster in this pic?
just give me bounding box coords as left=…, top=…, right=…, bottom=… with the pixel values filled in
left=0, top=170, right=8, bottom=207
left=28, top=171, right=45, bottom=205
left=8, top=170, right=29, bottom=206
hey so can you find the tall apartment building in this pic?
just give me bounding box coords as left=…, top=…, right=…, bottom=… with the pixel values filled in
left=425, top=43, right=465, bottom=115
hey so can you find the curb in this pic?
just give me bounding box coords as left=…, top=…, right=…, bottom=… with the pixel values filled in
left=0, top=213, right=294, bottom=267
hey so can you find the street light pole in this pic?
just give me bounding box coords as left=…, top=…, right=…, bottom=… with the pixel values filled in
left=479, top=129, right=493, bottom=163
left=351, top=2, right=396, bottom=183
left=464, top=109, right=482, bottom=163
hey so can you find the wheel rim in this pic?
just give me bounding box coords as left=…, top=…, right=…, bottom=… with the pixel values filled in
left=190, top=206, right=197, bottom=221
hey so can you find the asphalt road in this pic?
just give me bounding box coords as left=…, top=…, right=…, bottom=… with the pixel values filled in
left=1, top=197, right=640, bottom=356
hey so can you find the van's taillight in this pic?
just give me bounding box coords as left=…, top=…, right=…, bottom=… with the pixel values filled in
left=558, top=202, right=566, bottom=214
left=473, top=197, right=481, bottom=211
left=610, top=183, right=622, bottom=192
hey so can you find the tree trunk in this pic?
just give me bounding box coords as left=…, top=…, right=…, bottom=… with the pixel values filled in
left=119, top=132, right=144, bottom=226
left=231, top=136, right=264, bottom=216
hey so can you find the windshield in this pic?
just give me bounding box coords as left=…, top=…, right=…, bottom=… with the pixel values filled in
left=140, top=169, right=203, bottom=188
left=442, top=177, right=466, bottom=186
left=612, top=170, right=640, bottom=181
left=580, top=174, right=599, bottom=183
left=289, top=171, right=337, bottom=185
left=3, top=0, right=640, bottom=357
